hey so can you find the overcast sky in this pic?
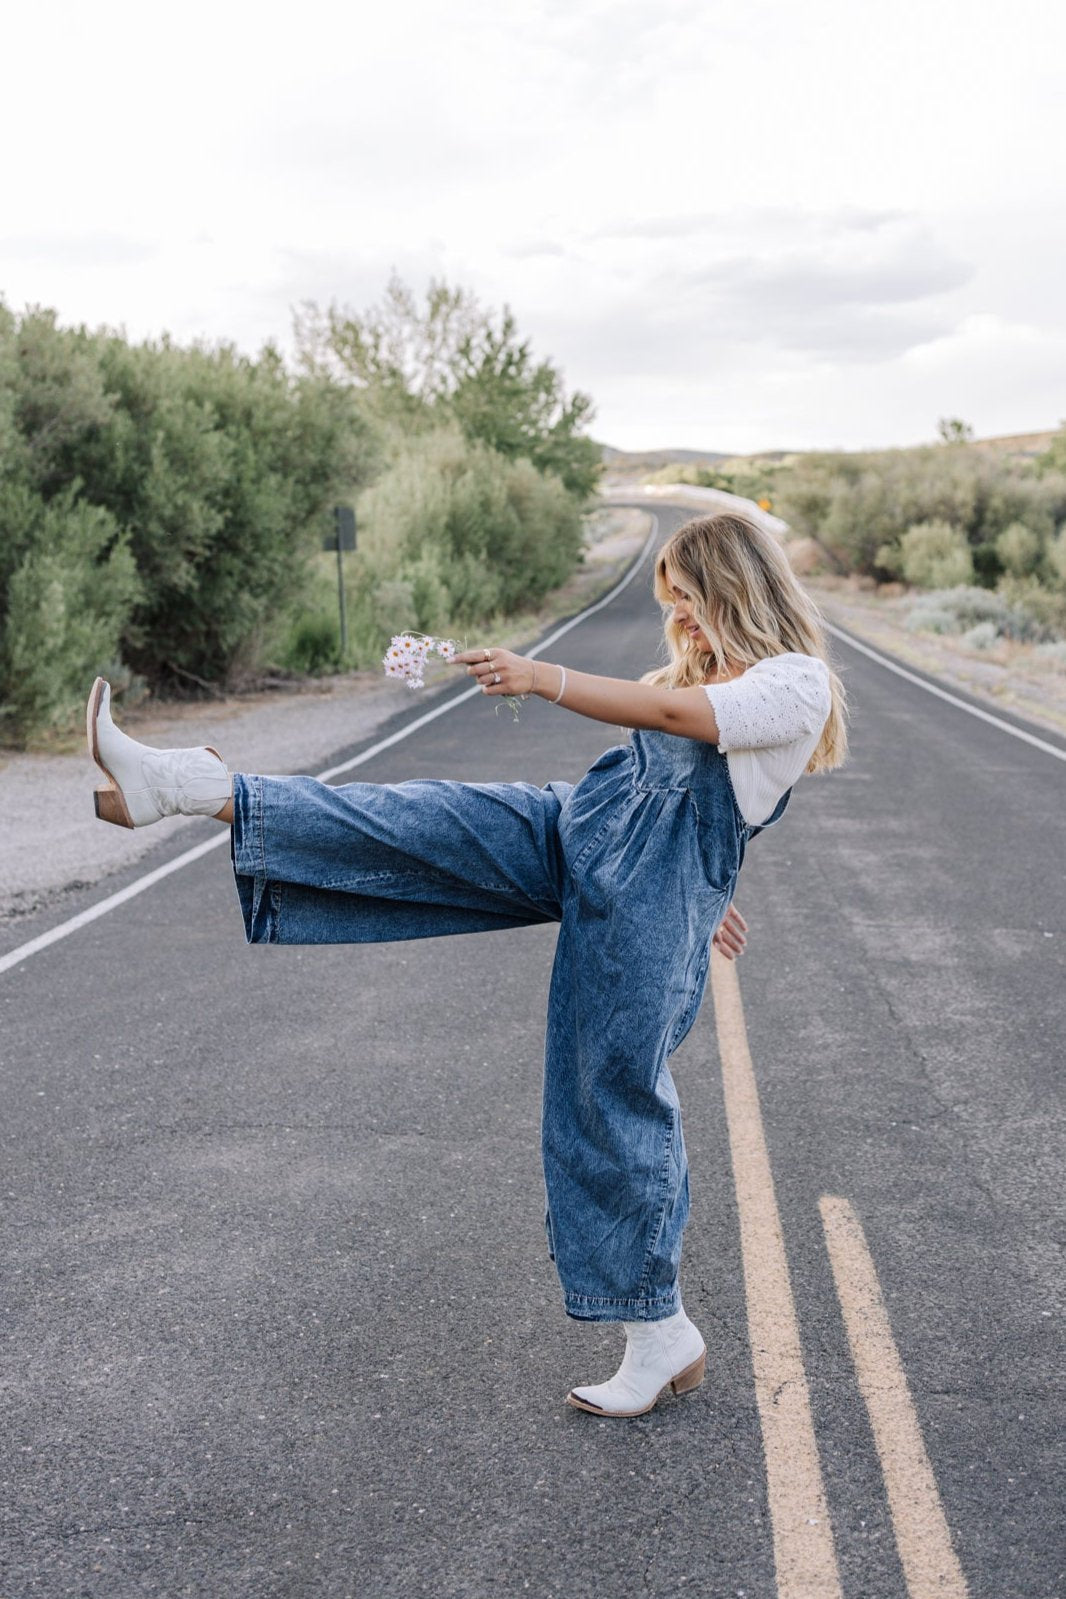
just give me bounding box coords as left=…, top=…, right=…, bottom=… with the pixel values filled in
left=3, top=0, right=1063, bottom=454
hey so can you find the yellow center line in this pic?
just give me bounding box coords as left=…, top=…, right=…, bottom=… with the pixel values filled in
left=819, top=1196, right=970, bottom=1598
left=709, top=950, right=844, bottom=1599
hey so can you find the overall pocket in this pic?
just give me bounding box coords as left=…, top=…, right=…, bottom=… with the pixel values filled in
left=689, top=792, right=744, bottom=894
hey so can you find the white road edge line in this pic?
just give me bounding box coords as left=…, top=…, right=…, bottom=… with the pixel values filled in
left=0, top=515, right=662, bottom=979
left=824, top=620, right=1066, bottom=763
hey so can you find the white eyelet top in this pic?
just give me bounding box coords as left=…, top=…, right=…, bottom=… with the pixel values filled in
left=702, top=652, right=833, bottom=827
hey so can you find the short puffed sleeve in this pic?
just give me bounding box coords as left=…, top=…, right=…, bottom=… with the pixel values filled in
left=703, top=653, right=831, bottom=752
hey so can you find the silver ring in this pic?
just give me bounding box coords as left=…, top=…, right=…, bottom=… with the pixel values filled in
left=493, top=671, right=501, bottom=684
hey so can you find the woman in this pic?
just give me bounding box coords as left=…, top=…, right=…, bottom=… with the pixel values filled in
left=86, top=513, right=847, bottom=1418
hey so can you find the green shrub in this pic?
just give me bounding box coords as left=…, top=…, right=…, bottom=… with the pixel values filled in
left=905, top=605, right=957, bottom=635
left=0, top=488, right=142, bottom=738
left=995, top=521, right=1044, bottom=577
left=898, top=520, right=974, bottom=588
left=351, top=424, right=583, bottom=658
left=773, top=434, right=1066, bottom=586
left=281, top=612, right=341, bottom=675
left=0, top=301, right=379, bottom=718
left=87, top=338, right=377, bottom=688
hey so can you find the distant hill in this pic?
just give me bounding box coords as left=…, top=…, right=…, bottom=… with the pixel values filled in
left=598, top=444, right=732, bottom=478
left=971, top=428, right=1058, bottom=458
left=598, top=443, right=798, bottom=479
left=598, top=428, right=1059, bottom=478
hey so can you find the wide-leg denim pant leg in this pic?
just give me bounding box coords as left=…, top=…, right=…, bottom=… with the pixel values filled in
left=229, top=771, right=572, bottom=943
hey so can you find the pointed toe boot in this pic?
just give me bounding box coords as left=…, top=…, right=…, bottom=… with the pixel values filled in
left=87, top=676, right=232, bottom=829
left=566, top=1310, right=707, bottom=1418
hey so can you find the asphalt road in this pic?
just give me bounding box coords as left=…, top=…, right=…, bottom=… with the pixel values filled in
left=2, top=504, right=1063, bottom=1598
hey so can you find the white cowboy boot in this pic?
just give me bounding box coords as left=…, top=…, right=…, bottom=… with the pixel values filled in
left=86, top=677, right=232, bottom=829
left=566, top=1308, right=707, bottom=1417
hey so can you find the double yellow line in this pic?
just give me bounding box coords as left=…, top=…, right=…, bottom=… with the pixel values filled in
left=709, top=950, right=969, bottom=1598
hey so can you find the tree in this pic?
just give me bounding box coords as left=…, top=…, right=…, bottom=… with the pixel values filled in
left=937, top=417, right=975, bottom=444
left=293, top=272, right=601, bottom=502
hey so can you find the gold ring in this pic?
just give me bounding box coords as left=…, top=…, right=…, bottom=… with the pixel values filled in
left=484, top=649, right=491, bottom=661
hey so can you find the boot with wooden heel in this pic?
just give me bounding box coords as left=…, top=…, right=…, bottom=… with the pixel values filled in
left=566, top=1307, right=707, bottom=1418
left=86, top=677, right=232, bottom=829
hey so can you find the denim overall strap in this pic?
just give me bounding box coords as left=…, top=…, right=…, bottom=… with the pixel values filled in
left=744, top=785, right=792, bottom=841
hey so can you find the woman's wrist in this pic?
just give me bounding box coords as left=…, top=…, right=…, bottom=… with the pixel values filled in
left=532, top=662, right=566, bottom=702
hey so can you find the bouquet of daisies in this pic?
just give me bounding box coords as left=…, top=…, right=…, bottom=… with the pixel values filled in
left=382, top=630, right=524, bottom=719
left=382, top=632, right=458, bottom=689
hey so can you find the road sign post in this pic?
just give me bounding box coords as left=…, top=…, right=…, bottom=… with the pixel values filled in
left=324, top=506, right=356, bottom=660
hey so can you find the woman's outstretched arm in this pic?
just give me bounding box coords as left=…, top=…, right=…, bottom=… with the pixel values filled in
left=453, top=648, right=722, bottom=744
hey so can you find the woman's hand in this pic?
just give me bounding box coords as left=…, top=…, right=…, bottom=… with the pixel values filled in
left=712, top=902, right=748, bottom=960
left=454, top=647, right=538, bottom=698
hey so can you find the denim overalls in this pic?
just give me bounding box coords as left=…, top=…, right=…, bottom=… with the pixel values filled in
left=230, top=726, right=790, bottom=1322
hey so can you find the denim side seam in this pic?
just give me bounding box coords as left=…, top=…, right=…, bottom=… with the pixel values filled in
left=636, top=1087, right=677, bottom=1301
left=666, top=944, right=712, bottom=1057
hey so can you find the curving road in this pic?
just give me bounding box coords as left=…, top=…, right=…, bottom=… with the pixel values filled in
left=1, top=503, right=1063, bottom=1598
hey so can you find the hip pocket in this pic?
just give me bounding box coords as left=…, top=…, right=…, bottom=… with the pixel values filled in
left=693, top=813, right=742, bottom=894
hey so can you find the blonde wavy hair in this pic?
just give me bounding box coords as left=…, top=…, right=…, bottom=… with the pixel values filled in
left=640, top=513, right=849, bottom=773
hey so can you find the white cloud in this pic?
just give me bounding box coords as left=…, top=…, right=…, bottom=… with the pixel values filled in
left=0, top=0, right=1062, bottom=450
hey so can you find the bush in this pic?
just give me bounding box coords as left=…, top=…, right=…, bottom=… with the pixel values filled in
left=349, top=424, right=583, bottom=658
left=971, top=540, right=1004, bottom=585
left=0, top=487, right=142, bottom=739
left=773, top=434, right=1066, bottom=586
left=904, top=584, right=1055, bottom=643
left=281, top=612, right=341, bottom=675
left=960, top=621, right=998, bottom=650
left=0, top=301, right=379, bottom=739
left=82, top=336, right=376, bottom=689
left=995, top=521, right=1044, bottom=577
left=996, top=574, right=1066, bottom=638
left=898, top=520, right=974, bottom=588
left=905, top=605, right=957, bottom=635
